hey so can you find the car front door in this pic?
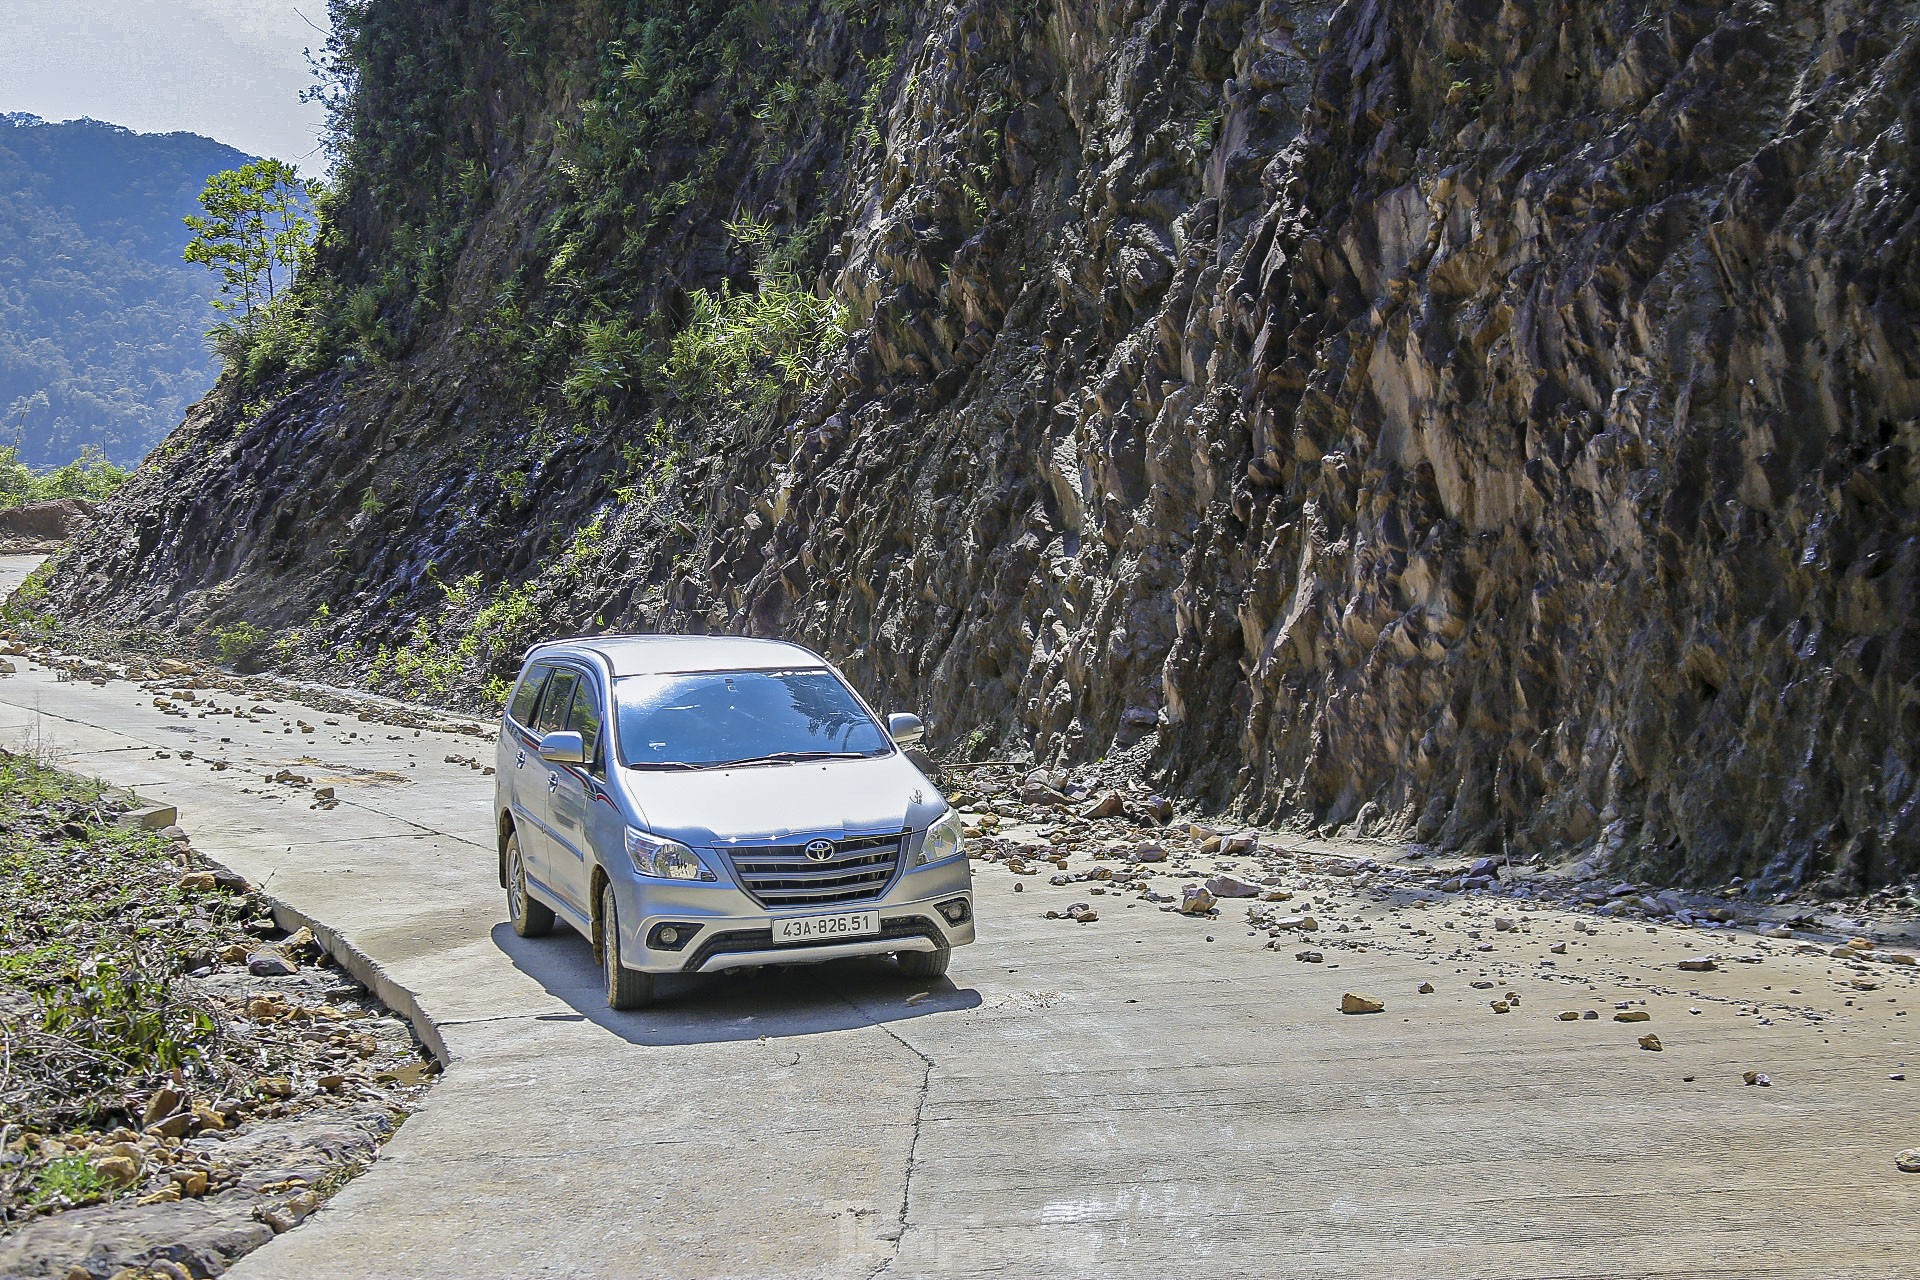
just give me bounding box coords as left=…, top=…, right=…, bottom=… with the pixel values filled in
left=522, top=665, right=580, bottom=902
left=547, top=671, right=608, bottom=917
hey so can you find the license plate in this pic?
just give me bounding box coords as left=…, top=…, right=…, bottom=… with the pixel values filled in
left=773, top=910, right=880, bottom=943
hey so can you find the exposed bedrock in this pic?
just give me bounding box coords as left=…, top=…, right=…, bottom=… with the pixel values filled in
left=46, top=0, right=1920, bottom=889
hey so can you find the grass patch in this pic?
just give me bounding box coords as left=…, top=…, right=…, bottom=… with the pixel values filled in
left=37, top=950, right=216, bottom=1078
left=0, top=559, right=57, bottom=635
left=25, top=1156, right=113, bottom=1211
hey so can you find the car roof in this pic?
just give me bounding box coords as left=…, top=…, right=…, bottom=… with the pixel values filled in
left=526, top=634, right=830, bottom=678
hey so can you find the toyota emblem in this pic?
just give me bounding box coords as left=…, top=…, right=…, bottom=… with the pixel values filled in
left=804, top=839, right=836, bottom=862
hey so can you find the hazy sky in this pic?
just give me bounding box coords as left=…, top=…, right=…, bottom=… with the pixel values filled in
left=0, top=0, right=330, bottom=166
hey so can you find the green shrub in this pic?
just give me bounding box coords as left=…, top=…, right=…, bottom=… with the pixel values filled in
left=211, top=621, right=271, bottom=665
left=666, top=218, right=846, bottom=413
left=341, top=286, right=394, bottom=359
left=562, top=314, right=657, bottom=415
left=387, top=617, right=466, bottom=700
left=0, top=560, right=56, bottom=630
left=36, top=948, right=214, bottom=1081
left=0, top=446, right=129, bottom=510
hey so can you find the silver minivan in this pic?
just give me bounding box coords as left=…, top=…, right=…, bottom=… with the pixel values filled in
left=493, top=635, right=975, bottom=1008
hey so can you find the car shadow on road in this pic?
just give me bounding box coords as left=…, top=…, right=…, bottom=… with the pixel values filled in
left=489, top=922, right=982, bottom=1046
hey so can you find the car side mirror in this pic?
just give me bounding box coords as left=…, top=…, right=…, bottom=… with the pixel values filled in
left=886, top=713, right=924, bottom=748
left=537, top=731, right=587, bottom=765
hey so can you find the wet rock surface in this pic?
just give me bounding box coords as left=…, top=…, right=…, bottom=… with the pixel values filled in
left=38, top=0, right=1920, bottom=892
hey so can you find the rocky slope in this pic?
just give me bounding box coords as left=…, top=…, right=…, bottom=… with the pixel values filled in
left=41, top=0, right=1920, bottom=889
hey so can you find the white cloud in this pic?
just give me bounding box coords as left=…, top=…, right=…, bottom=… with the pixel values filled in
left=179, top=0, right=325, bottom=51
left=0, top=0, right=329, bottom=164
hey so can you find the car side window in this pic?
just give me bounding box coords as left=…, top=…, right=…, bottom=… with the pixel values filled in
left=533, top=669, right=579, bottom=735
left=508, top=666, right=549, bottom=727
left=565, top=680, right=605, bottom=773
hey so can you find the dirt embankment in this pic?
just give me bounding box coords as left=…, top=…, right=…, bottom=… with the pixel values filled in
left=0, top=751, right=433, bottom=1280
left=0, top=500, right=93, bottom=553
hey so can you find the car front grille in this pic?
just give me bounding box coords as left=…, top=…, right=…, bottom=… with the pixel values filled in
left=722, top=830, right=905, bottom=909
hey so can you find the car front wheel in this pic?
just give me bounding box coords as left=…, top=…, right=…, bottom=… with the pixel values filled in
left=601, top=881, right=656, bottom=1010
left=897, top=945, right=950, bottom=979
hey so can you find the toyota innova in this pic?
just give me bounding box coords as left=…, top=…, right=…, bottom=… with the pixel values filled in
left=494, top=636, right=975, bottom=1008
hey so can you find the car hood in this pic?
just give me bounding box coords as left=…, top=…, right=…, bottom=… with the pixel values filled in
left=620, top=752, right=946, bottom=846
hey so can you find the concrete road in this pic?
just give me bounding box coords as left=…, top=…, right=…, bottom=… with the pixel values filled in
left=0, top=552, right=44, bottom=594
left=2, top=559, right=1916, bottom=1278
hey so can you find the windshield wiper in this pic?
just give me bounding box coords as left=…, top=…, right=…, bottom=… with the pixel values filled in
left=625, top=760, right=707, bottom=771
left=703, top=750, right=876, bottom=769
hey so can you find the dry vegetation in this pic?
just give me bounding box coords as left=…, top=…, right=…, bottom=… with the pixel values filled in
left=0, top=750, right=432, bottom=1278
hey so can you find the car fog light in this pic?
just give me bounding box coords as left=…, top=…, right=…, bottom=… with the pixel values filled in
left=938, top=898, right=971, bottom=924
left=648, top=922, right=698, bottom=951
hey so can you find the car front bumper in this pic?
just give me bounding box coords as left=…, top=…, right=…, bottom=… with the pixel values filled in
left=615, top=853, right=976, bottom=974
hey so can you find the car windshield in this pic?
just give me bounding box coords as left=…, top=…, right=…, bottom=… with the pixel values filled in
left=614, top=668, right=893, bottom=769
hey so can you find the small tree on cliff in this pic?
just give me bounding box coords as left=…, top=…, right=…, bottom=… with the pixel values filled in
left=183, top=159, right=315, bottom=339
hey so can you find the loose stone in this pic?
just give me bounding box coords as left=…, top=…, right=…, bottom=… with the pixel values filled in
left=1205, top=874, right=1261, bottom=899
left=247, top=950, right=298, bottom=978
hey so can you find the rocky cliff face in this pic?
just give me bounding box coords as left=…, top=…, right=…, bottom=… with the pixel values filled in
left=43, top=0, right=1920, bottom=889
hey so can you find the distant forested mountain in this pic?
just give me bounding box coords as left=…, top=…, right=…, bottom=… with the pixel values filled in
left=0, top=114, right=253, bottom=467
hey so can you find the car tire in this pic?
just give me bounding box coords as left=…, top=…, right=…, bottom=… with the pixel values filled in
left=601, top=881, right=656, bottom=1010
left=897, top=945, right=950, bottom=980
left=505, top=829, right=555, bottom=938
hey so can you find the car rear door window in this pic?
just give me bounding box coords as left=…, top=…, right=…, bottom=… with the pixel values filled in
left=534, top=669, right=580, bottom=735
left=509, top=666, right=549, bottom=727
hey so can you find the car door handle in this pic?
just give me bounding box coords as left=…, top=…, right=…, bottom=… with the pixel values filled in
left=515, top=750, right=526, bottom=769
left=548, top=772, right=561, bottom=792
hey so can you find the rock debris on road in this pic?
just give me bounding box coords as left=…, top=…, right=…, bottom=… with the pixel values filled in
left=0, top=595, right=1916, bottom=1278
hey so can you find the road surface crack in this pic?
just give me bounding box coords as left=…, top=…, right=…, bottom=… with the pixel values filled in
left=834, top=986, right=933, bottom=1280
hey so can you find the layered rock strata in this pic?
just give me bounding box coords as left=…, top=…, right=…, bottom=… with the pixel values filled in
left=47, top=0, right=1920, bottom=888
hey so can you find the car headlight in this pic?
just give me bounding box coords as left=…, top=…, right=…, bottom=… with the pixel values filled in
left=625, top=829, right=718, bottom=882
left=915, top=807, right=965, bottom=867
